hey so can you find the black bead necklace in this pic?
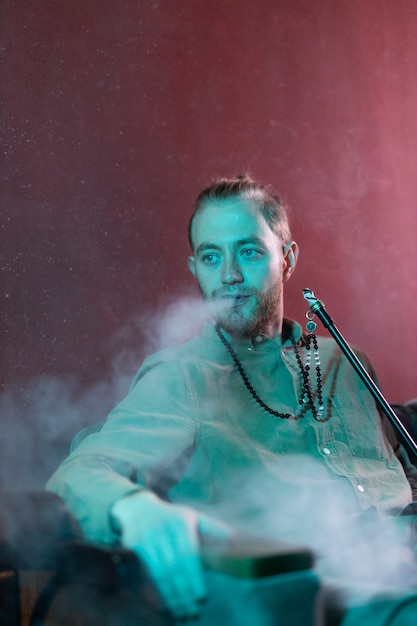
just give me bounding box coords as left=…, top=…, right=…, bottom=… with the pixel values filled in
left=215, top=323, right=328, bottom=422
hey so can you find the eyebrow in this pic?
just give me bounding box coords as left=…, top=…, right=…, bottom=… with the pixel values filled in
left=195, top=237, right=265, bottom=256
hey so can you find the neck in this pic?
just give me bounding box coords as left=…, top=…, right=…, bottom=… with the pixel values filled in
left=215, top=323, right=284, bottom=348
left=221, top=318, right=283, bottom=342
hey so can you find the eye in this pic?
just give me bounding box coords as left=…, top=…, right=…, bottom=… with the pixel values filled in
left=241, top=248, right=262, bottom=259
left=201, top=252, right=220, bottom=265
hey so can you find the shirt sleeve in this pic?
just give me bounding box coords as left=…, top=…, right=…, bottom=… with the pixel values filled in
left=46, top=358, right=197, bottom=543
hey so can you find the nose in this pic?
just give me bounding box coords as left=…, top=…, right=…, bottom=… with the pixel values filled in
left=221, top=255, right=243, bottom=285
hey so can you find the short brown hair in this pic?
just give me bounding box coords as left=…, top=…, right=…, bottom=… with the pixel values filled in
left=188, top=174, right=291, bottom=249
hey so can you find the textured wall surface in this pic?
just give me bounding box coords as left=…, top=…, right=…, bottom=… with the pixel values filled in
left=1, top=0, right=417, bottom=487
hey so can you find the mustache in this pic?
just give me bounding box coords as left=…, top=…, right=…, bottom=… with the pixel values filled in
left=211, top=288, right=255, bottom=299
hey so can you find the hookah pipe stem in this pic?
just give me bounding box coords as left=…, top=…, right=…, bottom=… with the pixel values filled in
left=302, top=288, right=417, bottom=459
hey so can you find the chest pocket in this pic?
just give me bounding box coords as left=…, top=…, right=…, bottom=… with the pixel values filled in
left=330, top=394, right=389, bottom=461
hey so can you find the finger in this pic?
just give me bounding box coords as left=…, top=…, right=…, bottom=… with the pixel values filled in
left=137, top=541, right=188, bottom=617
left=162, top=519, right=207, bottom=616
left=136, top=524, right=205, bottom=618
left=164, top=549, right=205, bottom=618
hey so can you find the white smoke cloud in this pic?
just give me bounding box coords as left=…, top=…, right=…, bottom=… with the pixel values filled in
left=193, top=457, right=417, bottom=605
left=2, top=294, right=417, bottom=610
left=0, top=293, right=215, bottom=490
left=141, top=295, right=212, bottom=352
left=117, top=292, right=228, bottom=356
left=0, top=372, right=132, bottom=490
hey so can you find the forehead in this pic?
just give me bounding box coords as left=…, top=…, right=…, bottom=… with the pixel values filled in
left=191, top=198, right=274, bottom=246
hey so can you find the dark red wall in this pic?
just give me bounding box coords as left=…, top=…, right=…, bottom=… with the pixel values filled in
left=2, top=0, right=417, bottom=486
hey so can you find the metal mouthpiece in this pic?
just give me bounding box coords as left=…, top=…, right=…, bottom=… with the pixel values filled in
left=302, top=288, right=325, bottom=314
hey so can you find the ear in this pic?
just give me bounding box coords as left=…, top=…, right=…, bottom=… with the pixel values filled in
left=282, top=241, right=299, bottom=282
left=188, top=255, right=196, bottom=278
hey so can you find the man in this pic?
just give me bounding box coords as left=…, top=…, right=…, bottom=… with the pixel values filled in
left=47, top=175, right=417, bottom=621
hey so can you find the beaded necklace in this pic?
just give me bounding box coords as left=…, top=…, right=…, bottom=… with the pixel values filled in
left=215, top=322, right=330, bottom=422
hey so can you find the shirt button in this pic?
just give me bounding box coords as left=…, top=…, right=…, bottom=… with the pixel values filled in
left=357, top=484, right=365, bottom=493
left=323, top=447, right=331, bottom=455
left=254, top=335, right=263, bottom=343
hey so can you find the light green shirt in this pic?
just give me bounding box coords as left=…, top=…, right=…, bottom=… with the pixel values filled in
left=46, top=320, right=412, bottom=544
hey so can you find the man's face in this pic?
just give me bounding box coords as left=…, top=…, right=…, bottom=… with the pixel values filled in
left=188, top=198, right=297, bottom=338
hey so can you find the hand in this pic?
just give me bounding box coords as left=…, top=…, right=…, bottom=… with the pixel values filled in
left=111, top=491, right=231, bottom=619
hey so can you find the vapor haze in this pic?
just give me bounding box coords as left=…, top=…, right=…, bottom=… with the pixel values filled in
left=0, top=294, right=213, bottom=490
left=2, top=294, right=416, bottom=610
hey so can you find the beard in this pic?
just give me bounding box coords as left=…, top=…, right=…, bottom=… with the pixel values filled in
left=204, top=283, right=283, bottom=338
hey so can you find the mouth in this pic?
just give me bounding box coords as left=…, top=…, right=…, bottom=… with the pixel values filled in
left=220, top=294, right=251, bottom=308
